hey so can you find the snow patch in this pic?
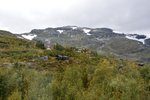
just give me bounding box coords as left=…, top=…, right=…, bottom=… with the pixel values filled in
left=113, top=30, right=124, bottom=34
left=83, top=29, right=91, bottom=35
left=113, top=30, right=150, bottom=38
left=57, top=30, right=63, bottom=34
left=71, top=26, right=77, bottom=30
left=22, top=34, right=37, bottom=40
left=113, top=30, right=150, bottom=44
left=125, top=35, right=147, bottom=44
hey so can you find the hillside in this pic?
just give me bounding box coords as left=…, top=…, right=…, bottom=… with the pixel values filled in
left=0, top=30, right=34, bottom=50
left=0, top=30, right=150, bottom=100
left=0, top=30, right=39, bottom=63
left=20, top=26, right=150, bottom=63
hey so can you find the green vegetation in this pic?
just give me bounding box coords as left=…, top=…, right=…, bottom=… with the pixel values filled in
left=35, top=40, right=46, bottom=49
left=0, top=31, right=150, bottom=100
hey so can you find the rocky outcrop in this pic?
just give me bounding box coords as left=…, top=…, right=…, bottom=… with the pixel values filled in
left=135, top=35, right=146, bottom=39
left=145, top=38, right=150, bottom=46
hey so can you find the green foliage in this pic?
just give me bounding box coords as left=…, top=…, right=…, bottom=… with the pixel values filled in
left=0, top=68, right=17, bottom=100
left=0, top=35, right=150, bottom=100
left=35, top=40, right=46, bottom=49
left=14, top=63, right=29, bottom=100
left=1, top=56, right=150, bottom=100
left=53, top=43, right=65, bottom=51
left=0, top=71, right=12, bottom=100
left=140, top=66, right=150, bottom=81
left=50, top=59, right=150, bottom=100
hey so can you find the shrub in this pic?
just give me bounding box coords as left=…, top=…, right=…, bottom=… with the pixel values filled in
left=36, top=40, right=46, bottom=49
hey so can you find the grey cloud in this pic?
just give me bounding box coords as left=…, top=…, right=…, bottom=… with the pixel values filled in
left=0, top=0, right=150, bottom=34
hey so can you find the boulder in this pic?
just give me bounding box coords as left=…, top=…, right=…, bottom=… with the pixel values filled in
left=38, top=56, right=48, bottom=61
left=56, top=55, right=69, bottom=60
left=138, top=63, right=144, bottom=66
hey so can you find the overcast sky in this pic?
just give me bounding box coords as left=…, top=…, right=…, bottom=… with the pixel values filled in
left=0, top=0, right=150, bottom=34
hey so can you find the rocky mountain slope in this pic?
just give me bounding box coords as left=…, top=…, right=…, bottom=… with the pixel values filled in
left=18, top=26, right=150, bottom=63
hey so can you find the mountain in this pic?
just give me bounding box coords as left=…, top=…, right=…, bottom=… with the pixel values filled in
left=18, top=26, right=150, bottom=63
left=0, top=28, right=150, bottom=100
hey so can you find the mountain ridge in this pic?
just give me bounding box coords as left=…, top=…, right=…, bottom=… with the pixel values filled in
left=16, top=26, right=150, bottom=63
left=20, top=26, right=150, bottom=44
left=1, top=26, right=150, bottom=63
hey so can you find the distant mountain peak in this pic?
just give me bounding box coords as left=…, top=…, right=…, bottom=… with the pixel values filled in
left=1, top=27, right=150, bottom=63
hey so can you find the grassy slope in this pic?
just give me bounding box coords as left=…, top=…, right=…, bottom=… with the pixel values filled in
left=0, top=30, right=44, bottom=63
left=0, top=30, right=35, bottom=50
left=102, top=37, right=150, bottom=63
